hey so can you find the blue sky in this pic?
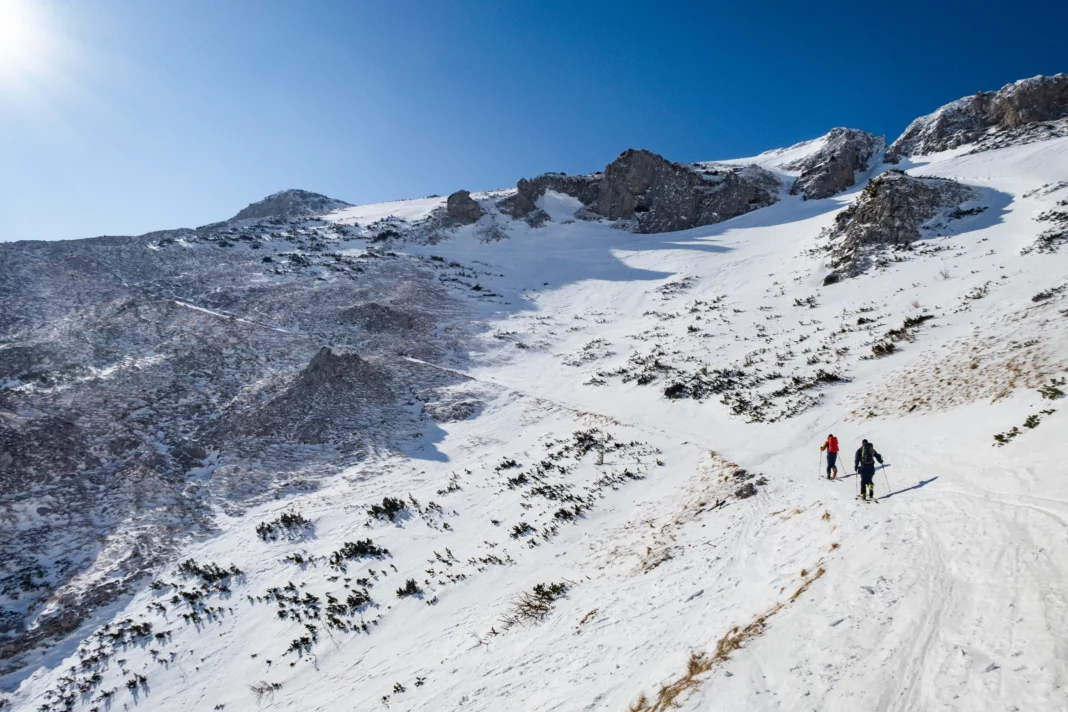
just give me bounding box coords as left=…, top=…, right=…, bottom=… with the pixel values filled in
left=0, top=0, right=1065, bottom=242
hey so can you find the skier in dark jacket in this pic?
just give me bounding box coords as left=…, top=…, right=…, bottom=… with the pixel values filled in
left=854, top=439, right=884, bottom=500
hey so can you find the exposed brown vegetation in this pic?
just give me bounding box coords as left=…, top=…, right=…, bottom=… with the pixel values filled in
left=626, top=567, right=825, bottom=711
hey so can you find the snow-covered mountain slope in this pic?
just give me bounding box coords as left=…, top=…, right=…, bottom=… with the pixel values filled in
left=5, top=88, right=1068, bottom=712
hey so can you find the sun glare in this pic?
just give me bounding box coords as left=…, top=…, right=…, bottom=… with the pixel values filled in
left=0, top=0, right=55, bottom=85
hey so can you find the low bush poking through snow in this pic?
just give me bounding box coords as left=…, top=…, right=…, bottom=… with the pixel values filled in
left=367, top=497, right=408, bottom=522
left=396, top=579, right=421, bottom=597
left=510, top=522, right=534, bottom=539
left=501, top=582, right=569, bottom=627
left=176, top=559, right=243, bottom=585
left=1039, top=377, right=1066, bottom=400
left=256, top=511, right=314, bottom=541
left=328, top=540, right=389, bottom=570
left=250, top=681, right=283, bottom=700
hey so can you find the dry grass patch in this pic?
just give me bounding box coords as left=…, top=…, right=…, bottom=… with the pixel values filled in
left=627, top=567, right=825, bottom=711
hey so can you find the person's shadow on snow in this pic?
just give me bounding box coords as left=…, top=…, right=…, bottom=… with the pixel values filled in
left=881, top=476, right=939, bottom=500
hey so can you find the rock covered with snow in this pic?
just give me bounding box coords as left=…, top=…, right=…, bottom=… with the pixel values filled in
left=499, top=150, right=778, bottom=233
left=595, top=149, right=780, bottom=233
left=887, top=73, right=1068, bottom=161
left=444, top=190, right=482, bottom=226
left=784, top=128, right=885, bottom=200
left=499, top=173, right=603, bottom=220
left=230, top=189, right=351, bottom=221
left=827, top=171, right=975, bottom=275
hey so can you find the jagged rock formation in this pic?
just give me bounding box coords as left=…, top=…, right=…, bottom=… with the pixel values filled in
left=444, top=190, right=482, bottom=226
left=827, top=171, right=975, bottom=276
left=234, top=347, right=394, bottom=443
left=230, top=189, right=351, bottom=222
left=888, top=73, right=1068, bottom=162
left=498, top=151, right=779, bottom=233
left=598, top=150, right=779, bottom=233
left=498, top=173, right=603, bottom=221
left=785, top=128, right=885, bottom=200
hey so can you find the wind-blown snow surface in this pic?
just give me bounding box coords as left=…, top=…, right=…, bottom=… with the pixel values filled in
left=9, top=139, right=1068, bottom=711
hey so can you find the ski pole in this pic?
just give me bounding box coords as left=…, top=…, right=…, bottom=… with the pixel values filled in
left=882, top=464, right=891, bottom=494
left=818, top=450, right=823, bottom=480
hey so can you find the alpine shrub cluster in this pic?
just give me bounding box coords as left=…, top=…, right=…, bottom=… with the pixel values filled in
left=329, top=540, right=389, bottom=570
left=256, top=511, right=314, bottom=541
left=367, top=497, right=408, bottom=522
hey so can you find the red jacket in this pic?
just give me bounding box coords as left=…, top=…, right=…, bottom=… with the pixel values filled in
left=822, top=436, right=839, bottom=453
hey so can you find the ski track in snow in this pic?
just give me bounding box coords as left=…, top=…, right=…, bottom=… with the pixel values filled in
left=8, top=137, right=1068, bottom=711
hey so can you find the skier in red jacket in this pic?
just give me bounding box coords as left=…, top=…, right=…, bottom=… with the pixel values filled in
left=820, top=434, right=839, bottom=479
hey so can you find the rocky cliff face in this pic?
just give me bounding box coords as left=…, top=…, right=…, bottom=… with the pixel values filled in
left=230, top=189, right=351, bottom=222
left=827, top=171, right=975, bottom=276
left=887, top=73, right=1068, bottom=162
left=499, top=150, right=779, bottom=233
left=597, top=150, right=780, bottom=233
left=785, top=128, right=885, bottom=200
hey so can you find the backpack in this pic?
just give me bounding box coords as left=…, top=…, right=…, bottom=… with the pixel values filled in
left=860, top=443, right=875, bottom=465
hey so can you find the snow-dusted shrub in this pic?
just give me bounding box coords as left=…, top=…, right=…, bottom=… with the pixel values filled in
left=176, top=560, right=242, bottom=584
left=396, top=579, right=421, bottom=597
left=501, top=582, right=569, bottom=627
left=256, top=511, right=314, bottom=541
left=367, top=497, right=407, bottom=522
left=329, top=540, right=389, bottom=570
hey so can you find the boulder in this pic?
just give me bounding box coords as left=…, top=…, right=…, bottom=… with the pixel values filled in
left=827, top=171, right=975, bottom=276
left=785, top=128, right=885, bottom=200
left=595, top=149, right=780, bottom=233
left=888, top=73, right=1068, bottom=162
left=444, top=190, right=482, bottom=226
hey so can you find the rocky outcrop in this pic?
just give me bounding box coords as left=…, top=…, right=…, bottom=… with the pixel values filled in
left=498, top=173, right=603, bottom=220
left=596, top=150, right=780, bottom=233
left=785, top=128, right=885, bottom=200
left=230, top=189, right=351, bottom=222
left=338, top=302, right=428, bottom=333
left=240, top=347, right=394, bottom=443
left=827, top=171, right=976, bottom=276
left=499, top=150, right=778, bottom=233
left=888, top=73, right=1068, bottom=162
left=444, top=190, right=482, bottom=226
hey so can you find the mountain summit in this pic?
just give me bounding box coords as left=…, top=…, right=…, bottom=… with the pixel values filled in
left=887, top=72, right=1068, bottom=161
left=229, top=188, right=351, bottom=222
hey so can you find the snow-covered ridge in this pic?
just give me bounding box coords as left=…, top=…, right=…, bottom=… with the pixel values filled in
left=887, top=72, right=1068, bottom=161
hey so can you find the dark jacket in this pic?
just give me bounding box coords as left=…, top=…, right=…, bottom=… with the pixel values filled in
left=855, top=443, right=883, bottom=472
